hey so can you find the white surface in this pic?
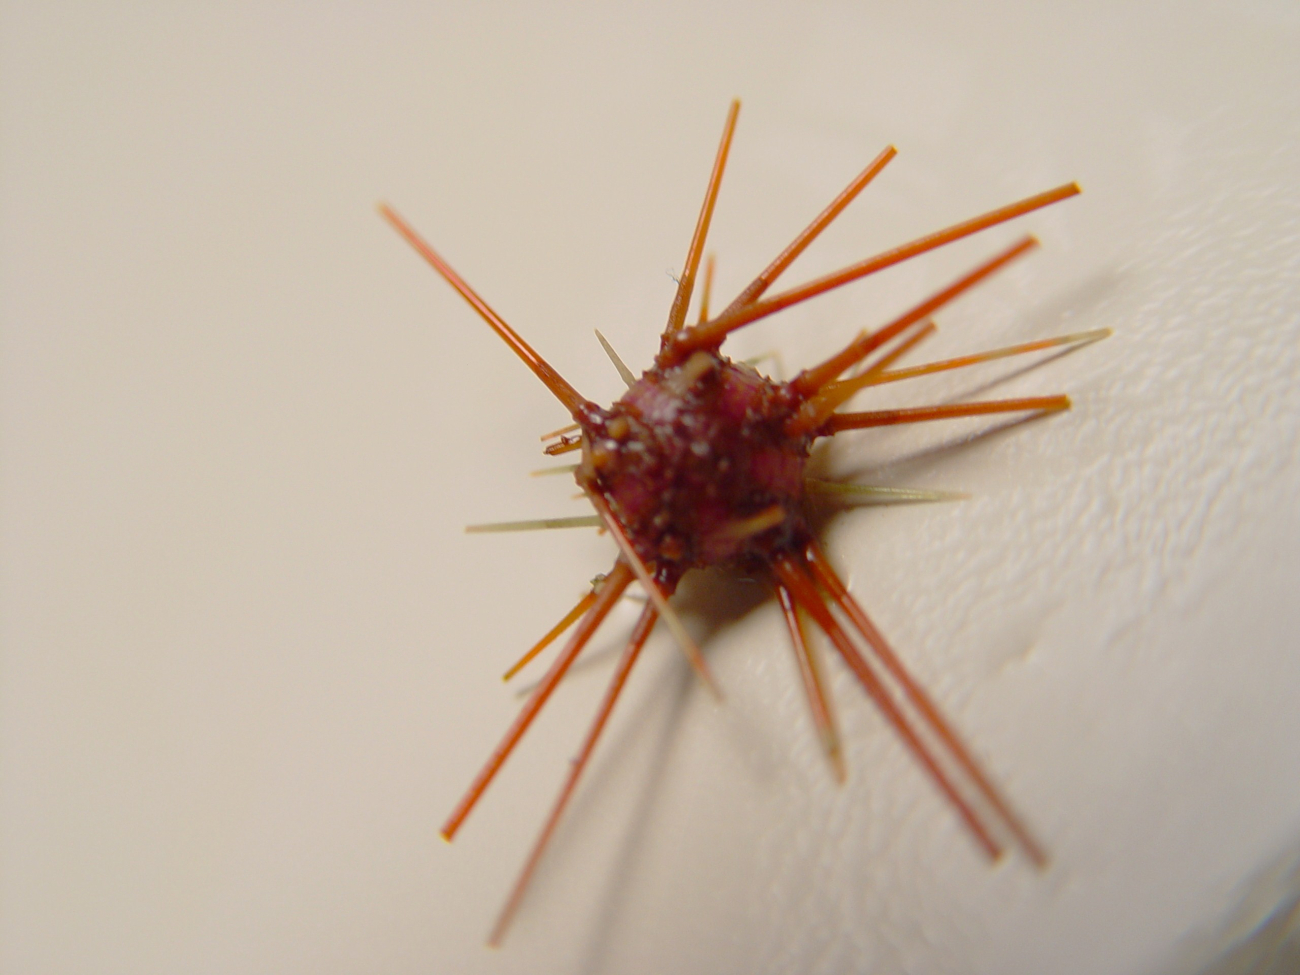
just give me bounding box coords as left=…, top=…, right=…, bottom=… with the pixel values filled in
left=3, top=3, right=1299, bottom=974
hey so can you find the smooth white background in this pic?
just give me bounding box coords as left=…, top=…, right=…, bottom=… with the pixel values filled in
left=3, top=3, right=1298, bottom=973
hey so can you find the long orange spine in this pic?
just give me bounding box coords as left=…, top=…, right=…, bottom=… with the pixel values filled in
left=777, top=583, right=845, bottom=782
left=717, top=145, right=897, bottom=317
left=773, top=552, right=1003, bottom=860
left=440, top=561, right=633, bottom=842
left=804, top=544, right=1048, bottom=866
left=488, top=604, right=659, bottom=946
left=663, top=100, right=740, bottom=339
left=791, top=236, right=1039, bottom=401
left=378, top=203, right=593, bottom=418
left=666, top=182, right=1079, bottom=361
left=824, top=395, right=1069, bottom=434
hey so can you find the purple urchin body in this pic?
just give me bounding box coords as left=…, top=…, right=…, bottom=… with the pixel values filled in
left=577, top=349, right=812, bottom=586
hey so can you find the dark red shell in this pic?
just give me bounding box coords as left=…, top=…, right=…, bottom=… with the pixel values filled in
left=577, top=349, right=812, bottom=586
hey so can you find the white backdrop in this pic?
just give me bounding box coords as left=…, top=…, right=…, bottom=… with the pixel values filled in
left=3, top=3, right=1299, bottom=973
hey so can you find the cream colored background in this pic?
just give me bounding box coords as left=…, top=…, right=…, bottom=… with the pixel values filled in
left=3, top=3, right=1299, bottom=974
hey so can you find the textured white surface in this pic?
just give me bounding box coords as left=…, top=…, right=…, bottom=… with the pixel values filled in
left=3, top=3, right=1299, bottom=974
